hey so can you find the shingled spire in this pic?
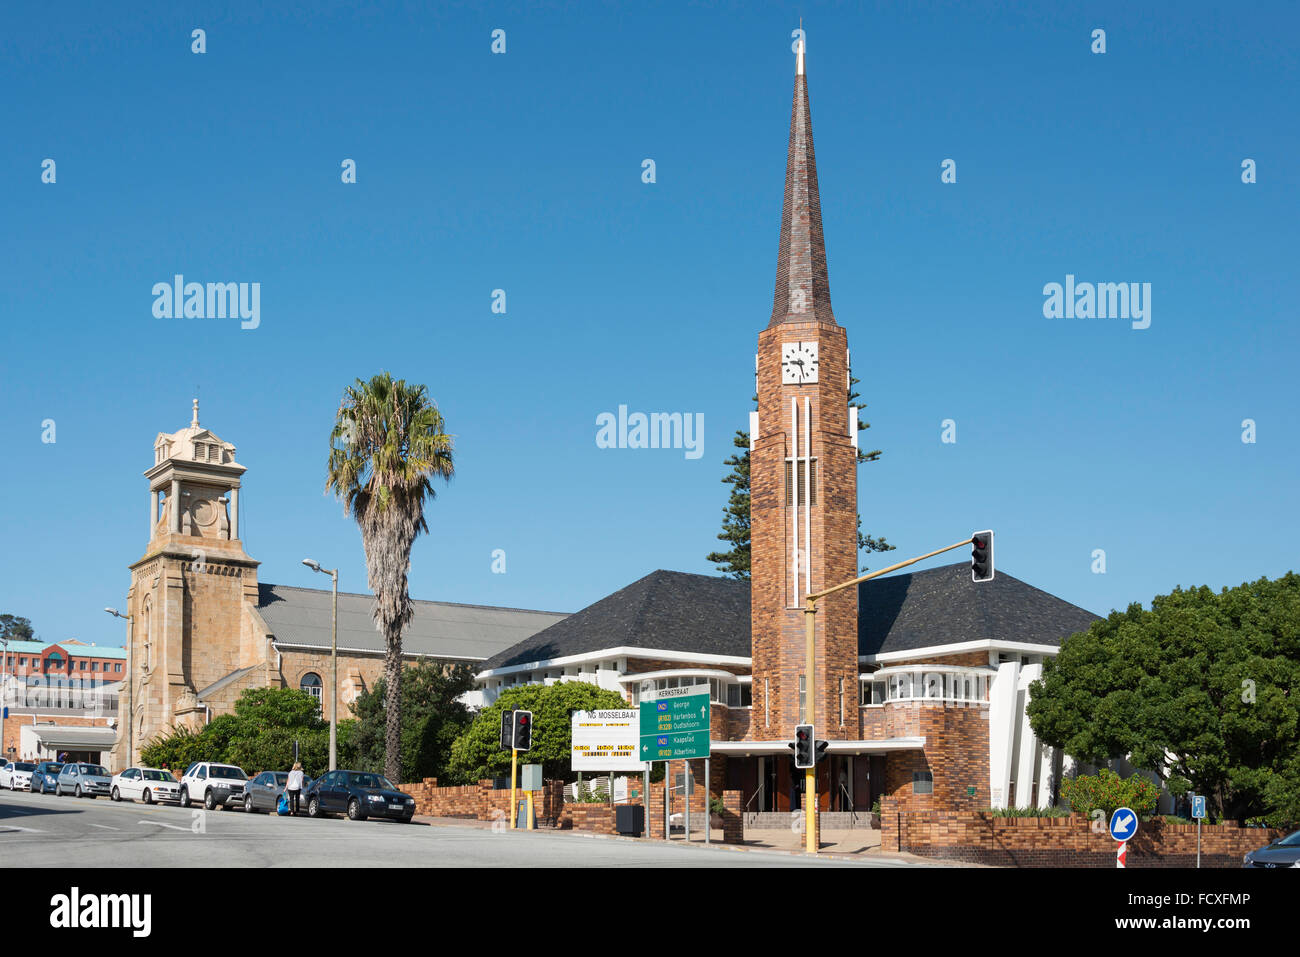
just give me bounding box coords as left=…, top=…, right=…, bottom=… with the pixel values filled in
left=769, top=33, right=836, bottom=326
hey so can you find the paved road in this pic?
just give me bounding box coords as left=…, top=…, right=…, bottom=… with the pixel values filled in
left=0, top=787, right=926, bottom=867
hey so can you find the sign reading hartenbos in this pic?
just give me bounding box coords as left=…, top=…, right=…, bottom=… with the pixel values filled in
left=570, top=710, right=647, bottom=771
left=638, top=681, right=711, bottom=761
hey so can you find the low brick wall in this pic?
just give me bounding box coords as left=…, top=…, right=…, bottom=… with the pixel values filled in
left=879, top=798, right=1286, bottom=867
left=400, top=778, right=564, bottom=824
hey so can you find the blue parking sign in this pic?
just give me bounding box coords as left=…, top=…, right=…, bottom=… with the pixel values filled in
left=1191, top=795, right=1207, bottom=820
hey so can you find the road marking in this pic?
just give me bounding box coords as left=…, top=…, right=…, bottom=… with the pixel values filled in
left=139, top=820, right=190, bottom=832
left=89, top=823, right=120, bottom=830
left=0, top=825, right=46, bottom=833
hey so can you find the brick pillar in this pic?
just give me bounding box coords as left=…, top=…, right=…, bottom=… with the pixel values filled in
left=879, top=796, right=900, bottom=852
left=722, top=789, right=743, bottom=844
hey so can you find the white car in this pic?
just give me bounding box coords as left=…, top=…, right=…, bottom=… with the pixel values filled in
left=2, top=761, right=36, bottom=790
left=177, top=761, right=248, bottom=810
left=111, top=767, right=182, bottom=804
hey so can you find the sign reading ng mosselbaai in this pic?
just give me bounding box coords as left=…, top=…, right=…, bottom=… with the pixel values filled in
left=638, top=681, right=711, bottom=761
left=570, top=710, right=646, bottom=771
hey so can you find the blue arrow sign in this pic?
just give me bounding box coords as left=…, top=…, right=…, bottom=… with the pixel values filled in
left=1109, top=807, right=1139, bottom=842
left=1191, top=795, right=1206, bottom=820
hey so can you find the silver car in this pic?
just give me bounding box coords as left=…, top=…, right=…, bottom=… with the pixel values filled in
left=1243, top=829, right=1300, bottom=868
left=56, top=762, right=113, bottom=798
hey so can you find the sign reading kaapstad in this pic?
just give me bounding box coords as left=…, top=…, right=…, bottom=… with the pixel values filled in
left=570, top=710, right=647, bottom=771
left=638, top=681, right=711, bottom=761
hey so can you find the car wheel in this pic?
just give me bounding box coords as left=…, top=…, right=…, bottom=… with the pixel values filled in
left=308, top=796, right=322, bottom=818
left=347, top=798, right=366, bottom=821
left=204, top=789, right=217, bottom=811
left=179, top=786, right=190, bottom=808
left=55, top=782, right=63, bottom=796
left=75, top=785, right=83, bottom=798
left=143, top=789, right=153, bottom=805
left=111, top=787, right=120, bottom=802
left=244, top=794, right=255, bottom=813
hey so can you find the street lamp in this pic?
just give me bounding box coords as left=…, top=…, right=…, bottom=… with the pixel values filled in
left=104, top=607, right=133, bottom=769
left=302, top=559, right=339, bottom=771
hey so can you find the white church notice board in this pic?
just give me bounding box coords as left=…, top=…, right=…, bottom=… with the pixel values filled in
left=570, top=710, right=647, bottom=771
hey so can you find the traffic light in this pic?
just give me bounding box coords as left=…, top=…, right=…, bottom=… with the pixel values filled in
left=971, top=530, right=994, bottom=582
left=499, top=710, right=514, bottom=751
left=793, top=724, right=814, bottom=769
left=512, top=709, right=533, bottom=751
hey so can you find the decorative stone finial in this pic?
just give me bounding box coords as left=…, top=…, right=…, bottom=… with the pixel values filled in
left=191, top=397, right=200, bottom=428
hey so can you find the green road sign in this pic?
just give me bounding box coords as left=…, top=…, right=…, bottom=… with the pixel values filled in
left=638, top=683, right=711, bottom=761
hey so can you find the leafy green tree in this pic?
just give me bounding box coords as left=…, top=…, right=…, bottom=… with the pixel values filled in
left=326, top=372, right=455, bottom=783
left=0, top=614, right=35, bottom=641
left=447, top=682, right=629, bottom=784
left=1028, top=573, right=1300, bottom=826
left=707, top=377, right=893, bottom=577
left=347, top=662, right=475, bottom=782
left=139, top=688, right=343, bottom=778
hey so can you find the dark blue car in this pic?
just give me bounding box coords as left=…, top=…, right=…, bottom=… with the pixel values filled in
left=304, top=770, right=415, bottom=823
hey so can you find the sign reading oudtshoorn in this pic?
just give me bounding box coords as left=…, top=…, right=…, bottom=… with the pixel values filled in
left=570, top=710, right=647, bottom=771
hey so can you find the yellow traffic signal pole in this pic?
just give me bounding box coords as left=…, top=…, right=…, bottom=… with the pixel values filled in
left=510, top=747, right=518, bottom=830
left=802, top=536, right=976, bottom=855
left=527, top=786, right=535, bottom=830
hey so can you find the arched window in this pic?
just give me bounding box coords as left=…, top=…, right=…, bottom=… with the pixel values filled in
left=300, top=673, right=323, bottom=707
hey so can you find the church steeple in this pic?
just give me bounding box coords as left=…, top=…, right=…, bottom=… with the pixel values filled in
left=770, top=32, right=836, bottom=327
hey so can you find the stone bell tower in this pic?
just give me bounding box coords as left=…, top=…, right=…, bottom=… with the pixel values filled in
left=749, top=37, right=860, bottom=743
left=112, top=400, right=260, bottom=768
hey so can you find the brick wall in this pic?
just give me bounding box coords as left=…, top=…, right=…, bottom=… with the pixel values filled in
left=880, top=801, right=1286, bottom=867
left=399, top=778, right=564, bottom=824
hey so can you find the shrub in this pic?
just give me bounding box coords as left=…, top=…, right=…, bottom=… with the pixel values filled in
left=986, top=805, right=1072, bottom=818
left=1060, top=768, right=1160, bottom=819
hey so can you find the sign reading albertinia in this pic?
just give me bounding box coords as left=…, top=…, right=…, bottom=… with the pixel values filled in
left=570, top=710, right=647, bottom=771
left=638, top=681, right=710, bottom=761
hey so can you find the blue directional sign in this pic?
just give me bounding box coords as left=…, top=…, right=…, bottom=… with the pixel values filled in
left=1109, top=806, right=1139, bottom=842
left=1191, top=795, right=1207, bottom=820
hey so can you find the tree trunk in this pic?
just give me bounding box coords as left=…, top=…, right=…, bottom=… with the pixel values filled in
left=384, top=635, right=403, bottom=783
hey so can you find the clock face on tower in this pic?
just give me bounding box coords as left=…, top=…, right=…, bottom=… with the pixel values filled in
left=781, top=341, right=819, bottom=384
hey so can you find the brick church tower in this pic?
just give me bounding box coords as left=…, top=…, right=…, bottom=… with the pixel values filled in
left=749, top=38, right=860, bottom=744
left=111, top=400, right=260, bottom=769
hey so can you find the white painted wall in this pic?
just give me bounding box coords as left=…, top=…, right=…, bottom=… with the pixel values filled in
left=987, top=661, right=1020, bottom=809
left=1014, top=663, right=1043, bottom=808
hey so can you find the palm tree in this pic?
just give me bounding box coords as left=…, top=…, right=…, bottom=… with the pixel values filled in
left=326, top=372, right=454, bottom=782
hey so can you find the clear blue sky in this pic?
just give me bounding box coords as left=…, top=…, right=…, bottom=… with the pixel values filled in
left=2, top=1, right=1297, bottom=648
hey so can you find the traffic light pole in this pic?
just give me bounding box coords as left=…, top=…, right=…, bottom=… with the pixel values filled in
left=510, top=747, right=518, bottom=830
left=802, top=535, right=976, bottom=855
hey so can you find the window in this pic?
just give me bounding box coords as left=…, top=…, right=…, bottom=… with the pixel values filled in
left=912, top=771, right=934, bottom=794
left=726, top=684, right=752, bottom=707
left=79, top=661, right=87, bottom=670
left=19, top=657, right=26, bottom=666
left=115, top=663, right=121, bottom=673
left=300, top=673, right=323, bottom=706
left=784, top=459, right=818, bottom=506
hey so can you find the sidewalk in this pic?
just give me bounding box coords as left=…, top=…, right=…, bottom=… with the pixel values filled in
left=412, top=815, right=971, bottom=865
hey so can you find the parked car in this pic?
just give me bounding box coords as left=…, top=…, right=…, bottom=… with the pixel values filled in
left=2, top=761, right=37, bottom=790
left=242, top=770, right=315, bottom=813
left=1243, top=829, right=1300, bottom=868
left=56, top=763, right=113, bottom=798
left=29, top=762, right=64, bottom=794
left=178, top=762, right=248, bottom=810
left=111, top=767, right=181, bottom=805
left=304, top=770, right=415, bottom=822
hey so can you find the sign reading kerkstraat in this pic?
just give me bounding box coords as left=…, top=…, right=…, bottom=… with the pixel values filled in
left=638, top=681, right=710, bottom=761
left=570, top=710, right=647, bottom=771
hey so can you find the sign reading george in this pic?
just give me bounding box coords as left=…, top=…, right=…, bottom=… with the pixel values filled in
left=638, top=681, right=710, bottom=761
left=570, top=710, right=646, bottom=771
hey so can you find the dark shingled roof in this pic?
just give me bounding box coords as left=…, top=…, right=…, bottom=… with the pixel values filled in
left=857, top=562, right=1101, bottom=657
left=479, top=570, right=751, bottom=671
left=478, top=563, right=1101, bottom=673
